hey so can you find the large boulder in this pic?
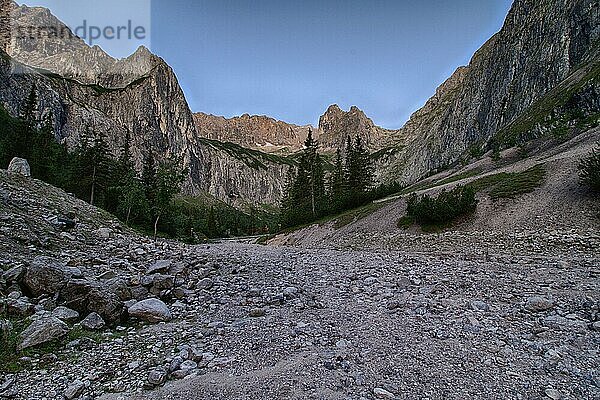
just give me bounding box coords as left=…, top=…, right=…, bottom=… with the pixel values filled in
left=59, top=279, right=123, bottom=324
left=147, top=366, right=168, bottom=386
left=146, top=260, right=172, bottom=275
left=23, top=257, right=73, bottom=297
left=7, top=157, right=30, bottom=177
left=105, top=278, right=132, bottom=301
left=6, top=296, right=35, bottom=317
left=51, top=306, right=80, bottom=323
left=152, top=274, right=174, bottom=291
left=63, top=380, right=85, bottom=400
left=128, top=298, right=172, bottom=323
left=525, top=296, right=555, bottom=313
left=17, top=317, right=69, bottom=350
left=80, top=312, right=105, bottom=331
left=2, top=265, right=24, bottom=284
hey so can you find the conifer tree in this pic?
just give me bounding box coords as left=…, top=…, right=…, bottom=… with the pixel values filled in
left=113, top=132, right=148, bottom=225
left=343, top=135, right=354, bottom=201
left=353, top=134, right=374, bottom=198
left=88, top=131, right=112, bottom=206
left=69, top=132, right=94, bottom=202
left=280, top=166, right=297, bottom=226
left=152, top=156, right=186, bottom=240
left=280, top=130, right=326, bottom=226
left=29, top=113, right=54, bottom=181
left=343, top=135, right=373, bottom=206
left=11, top=85, right=38, bottom=158
left=294, top=129, right=325, bottom=220
left=207, top=205, right=218, bottom=238
left=329, top=148, right=345, bottom=212
left=117, top=132, right=134, bottom=176
left=21, top=84, right=38, bottom=125
left=142, top=148, right=158, bottom=212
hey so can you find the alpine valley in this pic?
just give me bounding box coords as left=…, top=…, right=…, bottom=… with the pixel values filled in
left=0, top=1, right=599, bottom=399
left=1, top=0, right=598, bottom=210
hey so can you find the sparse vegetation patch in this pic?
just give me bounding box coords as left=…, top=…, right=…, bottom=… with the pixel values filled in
left=405, top=185, right=478, bottom=229
left=469, top=165, right=546, bottom=200
left=578, top=146, right=600, bottom=193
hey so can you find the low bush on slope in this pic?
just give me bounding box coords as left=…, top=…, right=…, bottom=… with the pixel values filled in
left=398, top=166, right=548, bottom=230
left=400, top=185, right=478, bottom=229
left=579, top=146, right=600, bottom=193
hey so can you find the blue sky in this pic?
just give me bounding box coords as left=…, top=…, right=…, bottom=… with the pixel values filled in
left=20, top=0, right=514, bottom=128
left=152, top=0, right=513, bottom=128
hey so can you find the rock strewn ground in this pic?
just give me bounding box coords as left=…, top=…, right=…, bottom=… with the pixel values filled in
left=0, top=170, right=599, bottom=400
left=1, top=235, right=598, bottom=400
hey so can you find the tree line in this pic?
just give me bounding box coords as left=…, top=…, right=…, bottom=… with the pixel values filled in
left=0, top=89, right=276, bottom=241
left=280, top=130, right=401, bottom=227
left=2, top=88, right=407, bottom=237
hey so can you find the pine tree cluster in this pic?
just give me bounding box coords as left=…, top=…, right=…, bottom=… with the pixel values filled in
left=0, top=91, right=276, bottom=241
left=405, top=185, right=478, bottom=227
left=281, top=131, right=400, bottom=228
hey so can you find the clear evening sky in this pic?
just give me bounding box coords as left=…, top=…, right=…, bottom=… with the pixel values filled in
left=19, top=0, right=514, bottom=129
left=152, top=0, right=513, bottom=128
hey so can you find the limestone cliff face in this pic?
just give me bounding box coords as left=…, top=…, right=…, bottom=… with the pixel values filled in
left=317, top=105, right=392, bottom=151
left=197, top=0, right=600, bottom=188
left=0, top=0, right=13, bottom=53
left=3, top=0, right=599, bottom=208
left=379, top=0, right=600, bottom=183
left=0, top=2, right=291, bottom=207
left=193, top=112, right=311, bottom=153
left=194, top=104, right=393, bottom=156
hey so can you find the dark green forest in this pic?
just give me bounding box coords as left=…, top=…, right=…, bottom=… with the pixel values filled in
left=1, top=90, right=403, bottom=240
left=280, top=130, right=402, bottom=227
left=0, top=97, right=276, bottom=242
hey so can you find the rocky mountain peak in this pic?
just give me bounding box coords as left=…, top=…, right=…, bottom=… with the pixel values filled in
left=318, top=104, right=387, bottom=150
left=193, top=112, right=313, bottom=153
left=319, top=104, right=372, bottom=131
left=193, top=102, right=392, bottom=156
left=131, top=45, right=152, bottom=58
left=8, top=3, right=115, bottom=79
left=349, top=105, right=364, bottom=114
left=323, top=103, right=342, bottom=114
left=6, top=4, right=160, bottom=87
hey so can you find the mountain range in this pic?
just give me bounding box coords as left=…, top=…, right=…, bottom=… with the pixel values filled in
left=0, top=0, right=598, bottom=209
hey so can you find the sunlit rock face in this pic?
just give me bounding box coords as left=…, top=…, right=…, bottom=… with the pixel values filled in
left=378, top=0, right=600, bottom=184
left=193, top=112, right=313, bottom=154
left=0, top=2, right=292, bottom=207
left=317, top=104, right=392, bottom=151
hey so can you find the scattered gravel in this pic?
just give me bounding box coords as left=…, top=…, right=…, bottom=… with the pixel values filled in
left=0, top=153, right=598, bottom=400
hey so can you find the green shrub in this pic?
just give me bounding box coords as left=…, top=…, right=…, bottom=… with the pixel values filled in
left=579, top=146, right=600, bottom=193
left=0, top=318, right=32, bottom=373
left=491, top=148, right=502, bottom=162
left=406, top=185, right=478, bottom=227
left=468, top=165, right=546, bottom=200
left=397, top=215, right=414, bottom=230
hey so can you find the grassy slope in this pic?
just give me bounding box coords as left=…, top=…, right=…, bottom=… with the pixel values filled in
left=198, top=137, right=296, bottom=171
left=468, top=165, right=547, bottom=200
